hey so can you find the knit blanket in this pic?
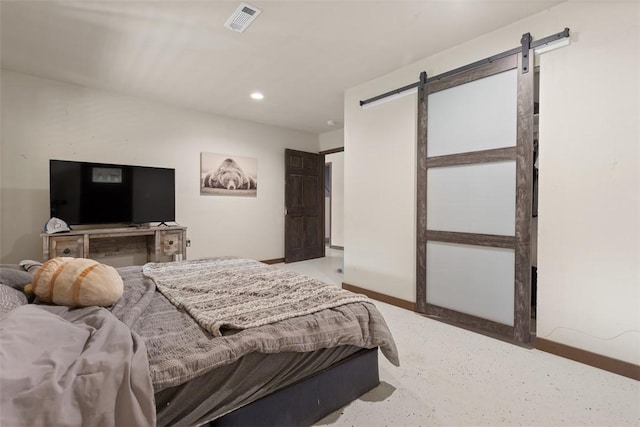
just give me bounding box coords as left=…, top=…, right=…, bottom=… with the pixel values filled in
left=142, top=258, right=370, bottom=337
left=111, top=264, right=400, bottom=392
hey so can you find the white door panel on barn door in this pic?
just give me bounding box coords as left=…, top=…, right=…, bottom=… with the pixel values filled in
left=427, top=161, right=516, bottom=236
left=427, top=69, right=518, bottom=157
left=426, top=241, right=515, bottom=326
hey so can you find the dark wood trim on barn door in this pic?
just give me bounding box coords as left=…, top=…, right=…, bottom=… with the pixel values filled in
left=415, top=71, right=428, bottom=310
left=426, top=230, right=515, bottom=249
left=416, top=50, right=534, bottom=345
left=426, top=54, right=517, bottom=95
left=513, top=50, right=534, bottom=343
left=420, top=303, right=515, bottom=338
left=426, top=147, right=516, bottom=168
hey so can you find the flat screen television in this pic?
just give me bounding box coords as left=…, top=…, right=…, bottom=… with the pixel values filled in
left=50, top=159, right=175, bottom=226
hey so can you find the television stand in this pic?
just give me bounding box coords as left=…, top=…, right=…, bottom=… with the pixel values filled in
left=41, top=225, right=187, bottom=264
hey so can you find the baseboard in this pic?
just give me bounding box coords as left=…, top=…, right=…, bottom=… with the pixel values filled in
left=536, top=337, right=640, bottom=381
left=329, top=245, right=344, bottom=250
left=340, top=283, right=639, bottom=380
left=342, top=282, right=416, bottom=312
left=260, top=258, right=285, bottom=265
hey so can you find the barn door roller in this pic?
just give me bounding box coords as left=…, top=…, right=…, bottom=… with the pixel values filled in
left=521, top=32, right=532, bottom=74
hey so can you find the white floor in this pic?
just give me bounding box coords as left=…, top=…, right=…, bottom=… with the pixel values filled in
left=275, top=249, right=640, bottom=427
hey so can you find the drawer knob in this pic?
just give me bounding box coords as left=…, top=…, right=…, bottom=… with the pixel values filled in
left=63, top=248, right=71, bottom=255
left=169, top=240, right=174, bottom=245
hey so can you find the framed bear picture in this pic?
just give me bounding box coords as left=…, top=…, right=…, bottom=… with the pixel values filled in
left=200, top=153, right=258, bottom=196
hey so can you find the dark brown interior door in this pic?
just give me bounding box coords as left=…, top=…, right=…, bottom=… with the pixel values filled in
left=285, top=149, right=324, bottom=263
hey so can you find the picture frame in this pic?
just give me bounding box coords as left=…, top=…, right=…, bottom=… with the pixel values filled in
left=200, top=152, right=258, bottom=196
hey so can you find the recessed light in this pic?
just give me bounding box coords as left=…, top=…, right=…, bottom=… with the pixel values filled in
left=250, top=92, right=264, bottom=100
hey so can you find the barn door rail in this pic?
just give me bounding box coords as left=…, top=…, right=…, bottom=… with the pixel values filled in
left=359, top=28, right=569, bottom=107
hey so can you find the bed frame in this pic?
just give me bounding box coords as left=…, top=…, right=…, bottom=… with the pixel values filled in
left=210, top=348, right=380, bottom=426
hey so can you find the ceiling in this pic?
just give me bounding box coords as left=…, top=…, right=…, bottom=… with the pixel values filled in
left=1, top=1, right=564, bottom=134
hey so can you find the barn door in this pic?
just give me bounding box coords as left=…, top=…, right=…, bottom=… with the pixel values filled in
left=416, top=48, right=534, bottom=343
left=284, top=149, right=325, bottom=263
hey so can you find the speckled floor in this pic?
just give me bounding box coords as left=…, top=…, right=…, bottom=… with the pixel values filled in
left=276, top=250, right=640, bottom=427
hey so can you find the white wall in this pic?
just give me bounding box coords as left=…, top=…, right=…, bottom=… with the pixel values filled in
left=345, top=2, right=639, bottom=364
left=319, top=128, right=344, bottom=151
left=344, top=92, right=417, bottom=300
left=325, top=152, right=344, bottom=248
left=0, top=71, right=318, bottom=264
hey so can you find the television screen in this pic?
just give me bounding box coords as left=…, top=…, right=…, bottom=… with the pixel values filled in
left=50, top=160, right=175, bottom=225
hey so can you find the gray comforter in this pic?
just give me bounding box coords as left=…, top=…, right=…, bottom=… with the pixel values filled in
left=111, top=264, right=400, bottom=392
left=0, top=259, right=399, bottom=426
left=0, top=304, right=156, bottom=427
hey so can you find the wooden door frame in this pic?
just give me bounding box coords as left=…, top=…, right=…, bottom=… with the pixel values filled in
left=415, top=51, right=534, bottom=344
left=324, top=161, right=332, bottom=247
left=319, top=147, right=344, bottom=252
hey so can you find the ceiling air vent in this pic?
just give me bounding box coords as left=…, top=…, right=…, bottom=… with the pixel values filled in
left=224, top=3, right=262, bottom=33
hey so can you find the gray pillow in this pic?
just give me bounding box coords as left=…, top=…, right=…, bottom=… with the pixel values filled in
left=0, top=284, right=28, bottom=315
left=0, top=267, right=33, bottom=291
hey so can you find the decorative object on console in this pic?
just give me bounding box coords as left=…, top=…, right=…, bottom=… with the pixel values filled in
left=200, top=152, right=257, bottom=196
left=44, top=217, right=71, bottom=234
left=29, top=257, right=123, bottom=307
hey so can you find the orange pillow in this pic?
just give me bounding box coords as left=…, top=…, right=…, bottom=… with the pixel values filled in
left=30, top=257, right=123, bottom=307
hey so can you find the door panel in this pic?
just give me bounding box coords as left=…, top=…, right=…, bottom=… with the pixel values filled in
left=304, top=217, right=321, bottom=247
left=285, top=149, right=324, bottom=263
left=427, top=161, right=516, bottom=236
left=427, top=68, right=518, bottom=157
left=286, top=216, right=304, bottom=251
left=303, top=176, right=319, bottom=207
left=426, top=241, right=515, bottom=326
left=290, top=175, right=304, bottom=208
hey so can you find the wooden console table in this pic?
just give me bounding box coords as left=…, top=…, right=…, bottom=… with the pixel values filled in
left=41, top=226, right=187, bottom=263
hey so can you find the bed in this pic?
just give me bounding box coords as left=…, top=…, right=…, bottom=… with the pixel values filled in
left=0, top=258, right=399, bottom=426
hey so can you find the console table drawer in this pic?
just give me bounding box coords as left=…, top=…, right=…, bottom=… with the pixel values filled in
left=50, top=236, right=84, bottom=258
left=161, top=232, right=182, bottom=256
